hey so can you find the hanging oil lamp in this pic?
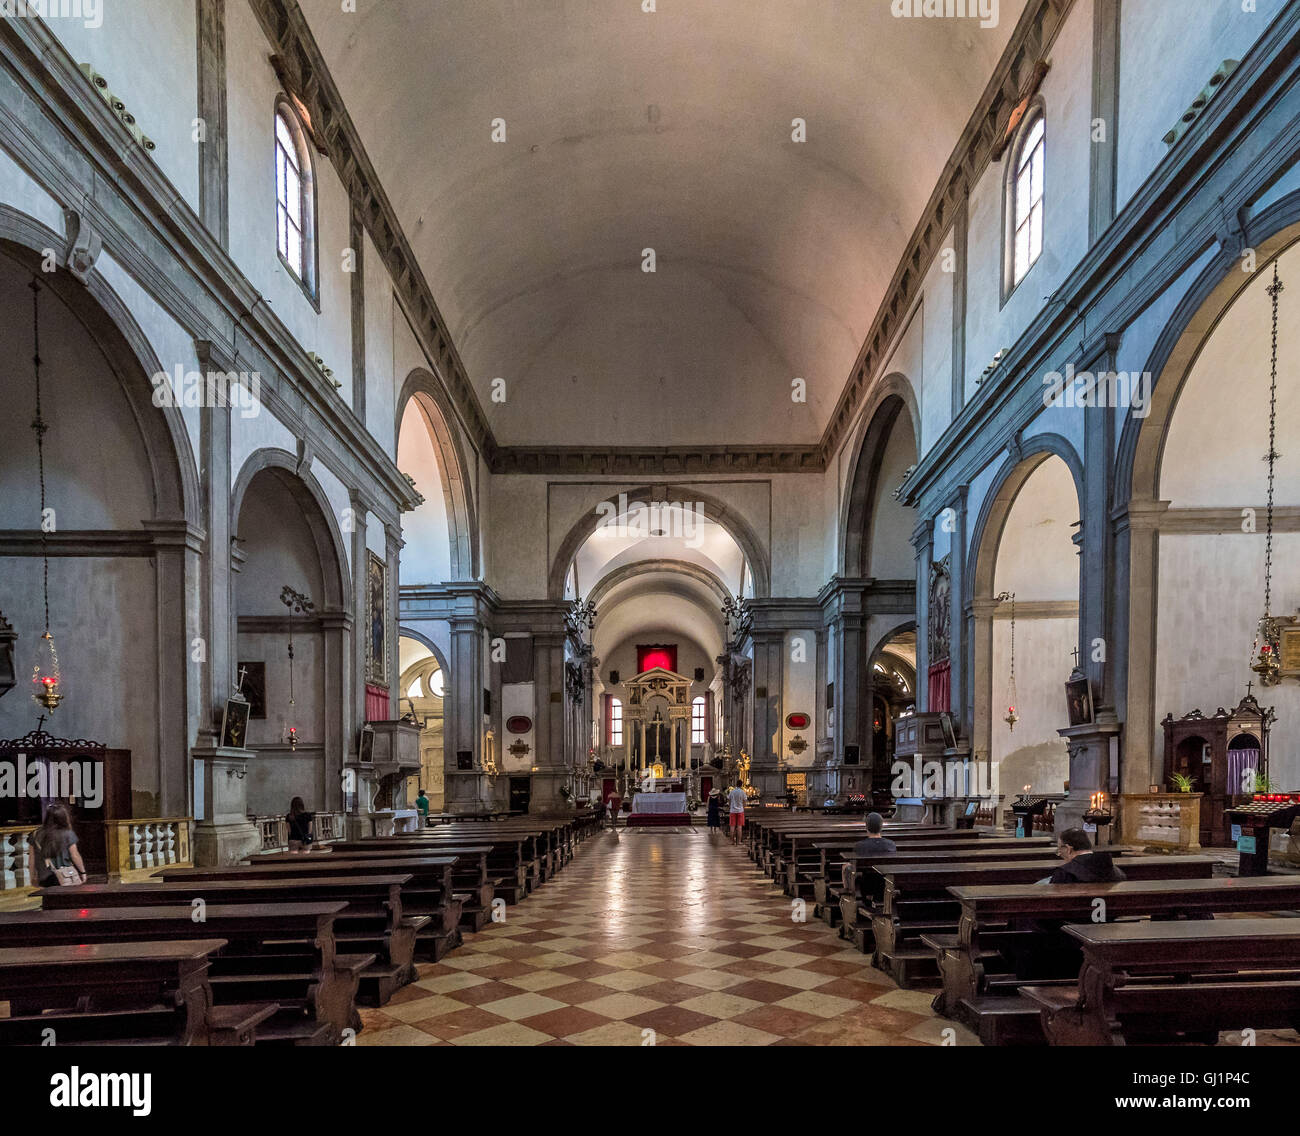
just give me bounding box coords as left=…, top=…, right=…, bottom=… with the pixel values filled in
left=27, top=279, right=63, bottom=714
left=996, top=591, right=1019, bottom=730
left=280, top=585, right=315, bottom=750
left=1250, top=263, right=1284, bottom=687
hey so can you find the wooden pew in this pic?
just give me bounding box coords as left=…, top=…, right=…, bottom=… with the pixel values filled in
left=341, top=829, right=544, bottom=897
left=156, top=858, right=456, bottom=987
left=0, top=939, right=275, bottom=1046
left=825, top=839, right=1058, bottom=932
left=258, top=845, right=497, bottom=928
left=41, top=875, right=403, bottom=1037
left=939, top=876, right=1300, bottom=1043
left=1023, top=918, right=1300, bottom=1045
left=871, top=855, right=1216, bottom=987
left=0, top=902, right=348, bottom=1046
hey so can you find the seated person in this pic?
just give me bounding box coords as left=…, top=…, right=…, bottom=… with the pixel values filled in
left=1013, top=827, right=1125, bottom=978
left=852, top=811, right=897, bottom=858
left=848, top=812, right=897, bottom=902
left=1044, top=827, right=1126, bottom=884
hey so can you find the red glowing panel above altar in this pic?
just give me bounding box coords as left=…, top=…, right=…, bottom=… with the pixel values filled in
left=637, top=645, right=677, bottom=674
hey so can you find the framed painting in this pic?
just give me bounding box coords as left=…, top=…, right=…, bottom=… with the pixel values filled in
left=365, top=550, right=389, bottom=687
left=1065, top=674, right=1094, bottom=727
left=220, top=697, right=251, bottom=750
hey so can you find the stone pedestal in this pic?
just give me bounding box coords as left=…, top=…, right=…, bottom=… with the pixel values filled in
left=1056, top=711, right=1121, bottom=836
left=191, top=746, right=260, bottom=866
left=443, top=770, right=495, bottom=813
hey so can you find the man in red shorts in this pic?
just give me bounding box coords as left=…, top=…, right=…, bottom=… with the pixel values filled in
left=727, top=783, right=747, bottom=844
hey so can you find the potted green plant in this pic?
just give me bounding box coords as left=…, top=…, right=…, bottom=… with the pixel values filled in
left=1170, top=771, right=1194, bottom=793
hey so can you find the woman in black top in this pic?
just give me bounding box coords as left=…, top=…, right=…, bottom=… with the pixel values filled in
left=286, top=796, right=314, bottom=852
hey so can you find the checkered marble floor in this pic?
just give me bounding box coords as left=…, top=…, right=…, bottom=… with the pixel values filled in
left=357, top=827, right=975, bottom=1046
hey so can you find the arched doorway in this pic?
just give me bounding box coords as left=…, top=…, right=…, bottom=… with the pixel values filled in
left=398, top=633, right=448, bottom=809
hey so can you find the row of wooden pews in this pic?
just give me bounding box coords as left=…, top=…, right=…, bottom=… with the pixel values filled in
left=0, top=810, right=600, bottom=1046
left=738, top=812, right=1300, bottom=1045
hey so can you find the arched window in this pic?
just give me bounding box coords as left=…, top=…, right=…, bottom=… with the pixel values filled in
left=691, top=696, right=706, bottom=744
left=1007, top=110, right=1045, bottom=292
left=275, top=102, right=317, bottom=299
left=609, top=697, right=623, bottom=746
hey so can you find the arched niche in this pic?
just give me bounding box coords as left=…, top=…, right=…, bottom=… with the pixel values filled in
left=1142, top=235, right=1300, bottom=792
left=395, top=370, right=479, bottom=581
left=969, top=449, right=1081, bottom=802
left=0, top=231, right=197, bottom=817
left=231, top=458, right=350, bottom=816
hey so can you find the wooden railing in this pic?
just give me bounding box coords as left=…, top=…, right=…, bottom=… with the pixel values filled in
left=105, top=817, right=193, bottom=880
left=0, top=825, right=38, bottom=890
left=251, top=811, right=345, bottom=852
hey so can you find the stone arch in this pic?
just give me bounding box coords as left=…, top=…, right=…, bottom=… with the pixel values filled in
left=1116, top=199, right=1300, bottom=798
left=967, top=434, right=1085, bottom=603
left=839, top=372, right=921, bottom=578
left=395, top=369, right=479, bottom=581
left=230, top=449, right=350, bottom=615
left=547, top=485, right=771, bottom=600
left=0, top=208, right=200, bottom=528
left=398, top=625, right=451, bottom=677
left=1119, top=196, right=1300, bottom=508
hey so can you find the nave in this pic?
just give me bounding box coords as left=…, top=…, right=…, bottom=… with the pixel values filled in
left=360, top=829, right=959, bottom=1047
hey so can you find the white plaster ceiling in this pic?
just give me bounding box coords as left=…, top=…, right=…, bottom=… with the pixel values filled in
left=300, top=0, right=1024, bottom=446
left=592, top=570, right=725, bottom=661
left=572, top=504, right=745, bottom=597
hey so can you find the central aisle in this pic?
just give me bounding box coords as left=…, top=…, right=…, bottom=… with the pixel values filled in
left=359, top=829, right=974, bottom=1046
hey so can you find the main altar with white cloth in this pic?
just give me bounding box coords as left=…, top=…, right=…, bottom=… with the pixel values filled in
left=632, top=792, right=687, bottom=815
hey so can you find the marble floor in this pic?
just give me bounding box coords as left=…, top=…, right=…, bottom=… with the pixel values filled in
left=358, top=827, right=973, bottom=1046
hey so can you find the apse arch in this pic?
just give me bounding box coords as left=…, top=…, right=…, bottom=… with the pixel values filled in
left=839, top=372, right=921, bottom=578
left=395, top=368, right=479, bottom=581
left=0, top=210, right=200, bottom=528
left=548, top=485, right=771, bottom=600
left=397, top=624, right=450, bottom=677
left=230, top=448, right=350, bottom=614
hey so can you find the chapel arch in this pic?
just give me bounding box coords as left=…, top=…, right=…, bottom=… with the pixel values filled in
left=231, top=457, right=351, bottom=818
left=969, top=447, right=1082, bottom=805
left=0, top=232, right=197, bottom=820
left=1129, top=230, right=1300, bottom=795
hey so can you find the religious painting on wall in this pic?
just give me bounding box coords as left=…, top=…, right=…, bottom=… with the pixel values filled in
left=237, top=661, right=266, bottom=719
left=927, top=557, right=952, bottom=664
left=365, top=551, right=388, bottom=687
left=220, top=698, right=251, bottom=750
left=1066, top=674, right=1094, bottom=727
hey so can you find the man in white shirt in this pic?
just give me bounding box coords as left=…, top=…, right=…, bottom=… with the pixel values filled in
left=727, top=784, right=747, bottom=844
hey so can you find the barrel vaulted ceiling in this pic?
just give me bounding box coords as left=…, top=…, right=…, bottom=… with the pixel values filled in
left=299, top=0, right=1026, bottom=448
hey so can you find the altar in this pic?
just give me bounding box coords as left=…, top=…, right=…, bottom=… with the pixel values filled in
left=632, top=792, right=687, bottom=815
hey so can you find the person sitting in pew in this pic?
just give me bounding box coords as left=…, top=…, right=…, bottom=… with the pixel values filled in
left=26, top=803, right=87, bottom=887
left=852, top=812, right=898, bottom=859
left=287, top=797, right=315, bottom=852
left=1012, top=828, right=1126, bottom=979
left=1043, top=827, right=1126, bottom=885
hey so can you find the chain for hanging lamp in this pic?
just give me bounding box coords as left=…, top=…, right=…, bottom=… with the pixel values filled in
left=28, top=278, right=63, bottom=714
left=996, top=591, right=1018, bottom=730
left=1250, top=263, right=1284, bottom=687
left=280, top=585, right=315, bottom=750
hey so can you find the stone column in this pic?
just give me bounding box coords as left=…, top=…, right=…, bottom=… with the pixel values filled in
left=948, top=486, right=969, bottom=728
left=530, top=616, right=571, bottom=812
left=444, top=586, right=492, bottom=812
left=913, top=516, right=935, bottom=711
left=320, top=610, right=350, bottom=812
left=749, top=629, right=784, bottom=800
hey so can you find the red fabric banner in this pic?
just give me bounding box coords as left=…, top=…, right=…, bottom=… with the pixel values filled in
left=927, top=661, right=951, bottom=713
left=365, top=683, right=389, bottom=723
